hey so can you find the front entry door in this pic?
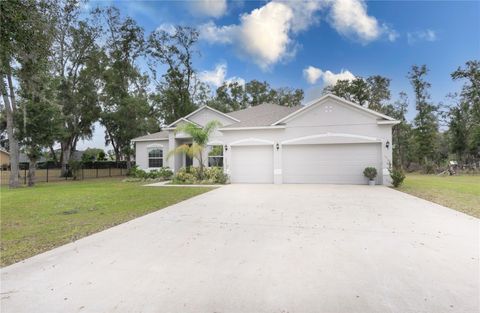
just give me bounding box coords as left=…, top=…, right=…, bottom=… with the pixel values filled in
left=185, top=144, right=193, bottom=167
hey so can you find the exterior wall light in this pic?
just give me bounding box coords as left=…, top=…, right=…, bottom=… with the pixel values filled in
left=276, top=143, right=280, bottom=150
left=224, top=145, right=228, bottom=151
left=386, top=140, right=390, bottom=149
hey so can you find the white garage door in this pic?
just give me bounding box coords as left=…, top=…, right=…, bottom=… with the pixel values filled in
left=282, top=143, right=382, bottom=184
left=230, top=145, right=273, bottom=183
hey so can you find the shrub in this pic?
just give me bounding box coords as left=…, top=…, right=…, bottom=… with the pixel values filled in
left=171, top=168, right=197, bottom=184
left=68, top=160, right=82, bottom=180
left=389, top=167, right=406, bottom=187
left=363, top=167, right=377, bottom=180
left=171, top=167, right=229, bottom=184
left=126, top=165, right=173, bottom=181
left=204, top=167, right=229, bottom=184
left=126, top=165, right=146, bottom=178
left=154, top=167, right=173, bottom=180
left=423, top=161, right=436, bottom=174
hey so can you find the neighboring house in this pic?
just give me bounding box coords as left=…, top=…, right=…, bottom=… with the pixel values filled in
left=18, top=150, right=84, bottom=164
left=70, top=150, right=85, bottom=162
left=19, top=153, right=47, bottom=164
left=0, top=148, right=9, bottom=167
left=132, top=94, right=399, bottom=185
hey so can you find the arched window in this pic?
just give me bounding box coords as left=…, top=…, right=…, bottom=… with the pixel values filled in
left=148, top=148, right=163, bottom=168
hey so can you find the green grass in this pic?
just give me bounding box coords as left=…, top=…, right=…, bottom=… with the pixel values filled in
left=0, top=178, right=212, bottom=267
left=398, top=174, right=480, bottom=218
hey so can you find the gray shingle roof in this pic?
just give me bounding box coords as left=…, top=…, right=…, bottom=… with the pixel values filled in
left=224, top=103, right=302, bottom=128
left=132, top=130, right=169, bottom=141
left=131, top=103, right=301, bottom=140
left=19, top=153, right=47, bottom=163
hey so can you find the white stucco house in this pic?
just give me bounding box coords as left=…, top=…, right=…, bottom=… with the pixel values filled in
left=131, top=94, right=400, bottom=185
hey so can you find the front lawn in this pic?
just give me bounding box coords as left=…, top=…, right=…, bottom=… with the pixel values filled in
left=0, top=178, right=212, bottom=267
left=398, top=174, right=480, bottom=218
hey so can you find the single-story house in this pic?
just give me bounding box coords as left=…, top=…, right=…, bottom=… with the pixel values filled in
left=132, top=94, right=399, bottom=185
left=0, top=148, right=10, bottom=167
left=19, top=153, right=47, bottom=164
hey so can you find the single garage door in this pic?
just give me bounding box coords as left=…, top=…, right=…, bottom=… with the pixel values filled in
left=230, top=145, right=273, bottom=183
left=282, top=143, right=382, bottom=184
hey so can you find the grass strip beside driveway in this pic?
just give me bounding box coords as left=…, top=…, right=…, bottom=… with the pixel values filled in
left=398, top=174, right=480, bottom=218
left=0, top=178, right=212, bottom=267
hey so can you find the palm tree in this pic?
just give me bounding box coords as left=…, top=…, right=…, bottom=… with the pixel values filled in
left=167, top=120, right=222, bottom=178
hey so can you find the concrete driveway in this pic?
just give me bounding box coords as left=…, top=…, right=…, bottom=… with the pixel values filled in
left=1, top=185, right=478, bottom=313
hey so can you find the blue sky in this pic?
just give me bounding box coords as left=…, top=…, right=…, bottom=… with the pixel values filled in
left=78, top=0, right=480, bottom=150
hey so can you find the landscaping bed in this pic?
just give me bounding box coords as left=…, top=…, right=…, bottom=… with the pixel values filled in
left=171, top=167, right=229, bottom=185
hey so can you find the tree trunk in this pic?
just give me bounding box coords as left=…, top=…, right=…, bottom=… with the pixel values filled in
left=49, top=145, right=58, bottom=166
left=61, top=142, right=71, bottom=177
left=27, top=157, right=36, bottom=187
left=6, top=111, right=20, bottom=188
left=198, top=152, right=204, bottom=179
left=106, top=129, right=120, bottom=162
left=1, top=73, right=20, bottom=188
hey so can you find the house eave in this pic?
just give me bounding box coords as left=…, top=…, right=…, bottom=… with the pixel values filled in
left=377, top=120, right=401, bottom=125
left=131, top=138, right=169, bottom=142
left=219, top=126, right=286, bottom=131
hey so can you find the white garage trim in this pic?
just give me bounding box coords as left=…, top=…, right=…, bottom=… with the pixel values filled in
left=230, top=138, right=274, bottom=146
left=207, top=140, right=224, bottom=145
left=146, top=143, right=164, bottom=148
left=281, top=133, right=380, bottom=145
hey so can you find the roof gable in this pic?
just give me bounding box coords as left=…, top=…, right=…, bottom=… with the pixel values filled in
left=167, top=106, right=239, bottom=128
left=272, top=94, right=397, bottom=126
left=166, top=118, right=201, bottom=129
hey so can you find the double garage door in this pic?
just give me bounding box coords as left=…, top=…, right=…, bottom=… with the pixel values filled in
left=229, top=143, right=382, bottom=184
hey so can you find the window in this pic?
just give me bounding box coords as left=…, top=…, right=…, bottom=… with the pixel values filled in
left=148, top=148, right=163, bottom=168
left=208, top=145, right=223, bottom=167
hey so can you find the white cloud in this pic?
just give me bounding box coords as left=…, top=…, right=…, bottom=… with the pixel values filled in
left=189, top=0, right=227, bottom=18
left=407, top=29, right=437, bottom=45
left=199, top=63, right=227, bottom=87
left=303, top=66, right=355, bottom=86
left=237, top=2, right=294, bottom=69
left=198, top=21, right=236, bottom=44
left=276, top=0, right=326, bottom=33
left=329, top=0, right=382, bottom=43
left=321, top=68, right=356, bottom=85
left=386, top=27, right=400, bottom=42
left=200, top=2, right=296, bottom=70
left=303, top=66, right=323, bottom=84
left=199, top=63, right=245, bottom=88
left=199, top=0, right=397, bottom=69
left=156, top=23, right=176, bottom=35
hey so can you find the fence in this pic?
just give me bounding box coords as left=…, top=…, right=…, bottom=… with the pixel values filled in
left=0, top=161, right=133, bottom=185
